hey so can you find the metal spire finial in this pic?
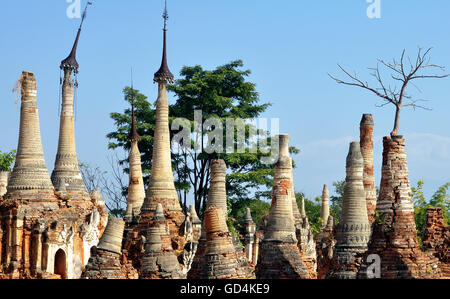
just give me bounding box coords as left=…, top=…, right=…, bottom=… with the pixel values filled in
left=60, top=1, right=93, bottom=73
left=163, top=0, right=169, bottom=31
left=154, top=0, right=174, bottom=83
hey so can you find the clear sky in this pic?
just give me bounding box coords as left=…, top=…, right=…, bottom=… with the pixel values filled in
left=0, top=0, right=449, bottom=203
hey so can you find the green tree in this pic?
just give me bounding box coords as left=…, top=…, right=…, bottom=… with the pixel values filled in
left=230, top=199, right=271, bottom=231
left=0, top=150, right=16, bottom=172
left=108, top=60, right=297, bottom=214
left=330, top=180, right=345, bottom=224
left=412, top=180, right=450, bottom=241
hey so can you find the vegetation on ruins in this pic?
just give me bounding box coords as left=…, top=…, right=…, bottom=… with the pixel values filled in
left=0, top=150, right=16, bottom=172
left=329, top=47, right=449, bottom=137
left=411, top=180, right=450, bottom=242
left=108, top=60, right=300, bottom=216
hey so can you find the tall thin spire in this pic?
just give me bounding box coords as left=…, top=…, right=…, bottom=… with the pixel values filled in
left=154, top=0, right=174, bottom=83
left=60, top=1, right=93, bottom=73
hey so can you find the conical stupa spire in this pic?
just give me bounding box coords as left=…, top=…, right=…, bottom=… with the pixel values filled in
left=141, top=1, right=180, bottom=214
left=52, top=4, right=92, bottom=195
left=60, top=2, right=92, bottom=73
left=360, top=114, right=377, bottom=223
left=126, top=81, right=145, bottom=216
left=264, top=180, right=297, bottom=243
left=329, top=142, right=370, bottom=279
left=7, top=72, right=55, bottom=194
left=206, top=160, right=228, bottom=217
left=321, top=184, right=330, bottom=226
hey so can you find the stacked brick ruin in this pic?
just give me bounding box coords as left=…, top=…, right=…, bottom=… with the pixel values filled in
left=359, top=136, right=441, bottom=278
left=0, top=72, right=107, bottom=279
left=188, top=160, right=253, bottom=279
left=422, top=208, right=450, bottom=276
left=328, top=142, right=370, bottom=279
left=140, top=204, right=185, bottom=279
left=122, top=14, right=192, bottom=278
left=360, top=114, right=377, bottom=223
left=256, top=179, right=310, bottom=279
left=275, top=135, right=317, bottom=277
left=81, top=218, right=130, bottom=279
left=197, top=206, right=254, bottom=279
left=315, top=216, right=335, bottom=279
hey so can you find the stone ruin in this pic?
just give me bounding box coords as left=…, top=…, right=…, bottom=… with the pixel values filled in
left=140, top=204, right=185, bottom=279
left=422, top=207, right=450, bottom=277
left=360, top=114, right=377, bottom=224
left=321, top=184, right=330, bottom=228
left=358, top=136, right=442, bottom=278
left=0, top=71, right=107, bottom=279
left=328, top=142, right=370, bottom=279
left=81, top=218, right=129, bottom=279
left=188, top=159, right=253, bottom=279
left=255, top=179, right=310, bottom=279
left=272, top=134, right=317, bottom=278
left=315, top=216, right=335, bottom=279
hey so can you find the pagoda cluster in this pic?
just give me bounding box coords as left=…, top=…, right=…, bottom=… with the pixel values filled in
left=1, top=5, right=449, bottom=280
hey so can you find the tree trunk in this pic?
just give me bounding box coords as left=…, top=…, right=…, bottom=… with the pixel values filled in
left=391, top=105, right=401, bottom=137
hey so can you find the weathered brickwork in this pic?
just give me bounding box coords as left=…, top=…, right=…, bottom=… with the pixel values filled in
left=359, top=136, right=441, bottom=279
left=256, top=180, right=310, bottom=279
left=360, top=114, right=377, bottom=224
left=422, top=208, right=450, bottom=276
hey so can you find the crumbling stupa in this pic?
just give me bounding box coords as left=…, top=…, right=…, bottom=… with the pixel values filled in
left=138, top=3, right=185, bottom=254
left=360, top=114, right=377, bottom=223
left=321, top=184, right=330, bottom=227
left=51, top=17, right=88, bottom=197
left=256, top=179, right=310, bottom=279
left=140, top=204, right=185, bottom=279
left=124, top=92, right=146, bottom=223
left=188, top=159, right=253, bottom=279
left=328, top=142, right=370, bottom=279
left=359, top=136, right=441, bottom=279
left=273, top=134, right=317, bottom=277
left=82, top=218, right=127, bottom=279
left=197, top=206, right=254, bottom=279
left=0, top=71, right=107, bottom=279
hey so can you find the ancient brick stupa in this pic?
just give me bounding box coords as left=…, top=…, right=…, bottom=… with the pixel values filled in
left=328, top=142, right=370, bottom=279
left=315, top=216, right=335, bottom=279
left=82, top=218, right=127, bottom=279
left=188, top=160, right=253, bottom=279
left=256, top=179, right=310, bottom=279
left=0, top=71, right=106, bottom=279
left=51, top=15, right=88, bottom=198
left=274, top=135, right=317, bottom=277
left=124, top=89, right=146, bottom=224
left=321, top=184, right=330, bottom=227
left=138, top=2, right=185, bottom=254
left=197, top=206, right=254, bottom=279
left=140, top=204, right=185, bottom=279
left=360, top=114, right=377, bottom=223
left=359, top=136, right=441, bottom=278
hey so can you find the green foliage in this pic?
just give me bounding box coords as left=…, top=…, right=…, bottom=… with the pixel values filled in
left=330, top=180, right=345, bottom=224
left=297, top=193, right=322, bottom=234
left=0, top=150, right=16, bottom=172
left=230, top=199, right=271, bottom=230
left=412, top=180, right=450, bottom=239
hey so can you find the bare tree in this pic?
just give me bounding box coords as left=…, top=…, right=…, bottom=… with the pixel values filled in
left=79, top=153, right=128, bottom=216
left=329, top=47, right=449, bottom=136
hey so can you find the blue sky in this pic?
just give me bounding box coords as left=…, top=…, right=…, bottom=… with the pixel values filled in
left=0, top=0, right=449, bottom=203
